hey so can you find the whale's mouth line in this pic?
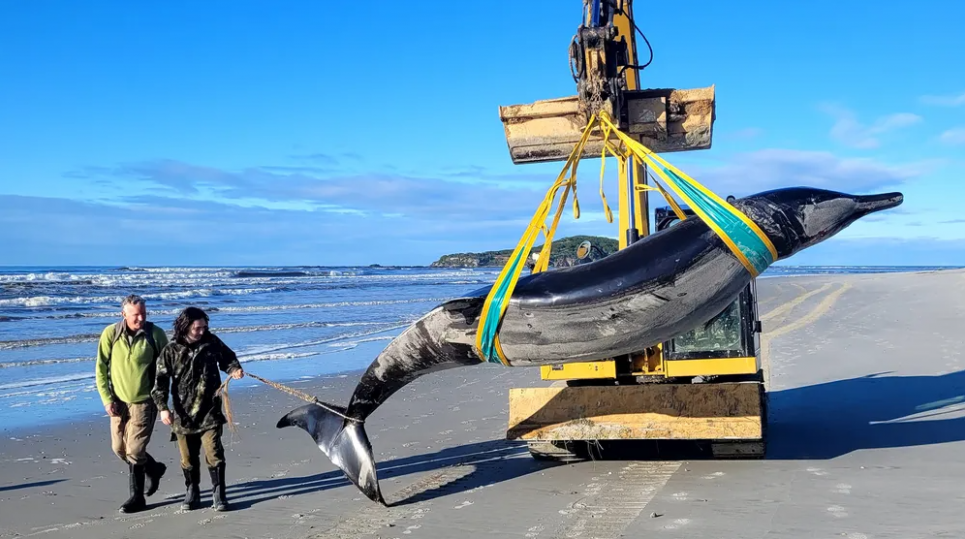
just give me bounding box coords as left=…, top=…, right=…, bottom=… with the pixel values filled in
left=855, top=192, right=904, bottom=213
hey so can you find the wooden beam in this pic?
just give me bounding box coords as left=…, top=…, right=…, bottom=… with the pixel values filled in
left=498, top=85, right=716, bottom=165
left=506, top=382, right=763, bottom=441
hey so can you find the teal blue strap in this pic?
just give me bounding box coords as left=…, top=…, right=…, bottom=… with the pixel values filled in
left=668, top=169, right=775, bottom=276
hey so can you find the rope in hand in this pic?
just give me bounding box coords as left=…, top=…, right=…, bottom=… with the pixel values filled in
left=216, top=371, right=362, bottom=434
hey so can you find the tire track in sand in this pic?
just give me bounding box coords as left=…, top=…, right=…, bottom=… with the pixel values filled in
left=306, top=465, right=476, bottom=539
left=546, top=462, right=679, bottom=539
left=759, top=282, right=834, bottom=385
left=761, top=282, right=852, bottom=382
left=761, top=282, right=835, bottom=324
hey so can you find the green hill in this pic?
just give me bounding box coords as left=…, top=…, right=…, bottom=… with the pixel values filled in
left=430, top=235, right=619, bottom=268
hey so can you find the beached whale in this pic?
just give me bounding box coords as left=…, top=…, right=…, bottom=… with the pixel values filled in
left=277, top=186, right=903, bottom=504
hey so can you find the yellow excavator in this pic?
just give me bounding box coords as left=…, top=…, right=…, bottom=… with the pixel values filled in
left=499, top=0, right=767, bottom=461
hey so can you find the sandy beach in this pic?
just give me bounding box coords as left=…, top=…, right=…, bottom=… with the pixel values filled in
left=3, top=269, right=964, bottom=539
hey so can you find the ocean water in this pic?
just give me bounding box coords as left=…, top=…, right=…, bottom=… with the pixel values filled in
left=0, top=264, right=955, bottom=431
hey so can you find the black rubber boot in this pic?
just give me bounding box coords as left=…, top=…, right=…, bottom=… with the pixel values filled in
left=180, top=467, right=201, bottom=511
left=145, top=456, right=166, bottom=497
left=119, top=463, right=147, bottom=514
left=208, top=463, right=228, bottom=512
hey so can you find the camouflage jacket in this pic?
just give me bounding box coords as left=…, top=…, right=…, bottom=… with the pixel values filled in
left=151, top=333, right=242, bottom=435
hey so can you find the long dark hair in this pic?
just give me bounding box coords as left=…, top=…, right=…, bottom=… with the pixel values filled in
left=173, top=306, right=209, bottom=345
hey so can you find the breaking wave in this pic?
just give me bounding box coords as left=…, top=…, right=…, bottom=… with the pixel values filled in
left=16, top=297, right=451, bottom=321
left=0, top=287, right=280, bottom=308
left=0, top=319, right=402, bottom=350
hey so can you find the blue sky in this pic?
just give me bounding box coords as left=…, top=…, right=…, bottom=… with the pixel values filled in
left=1, top=1, right=963, bottom=267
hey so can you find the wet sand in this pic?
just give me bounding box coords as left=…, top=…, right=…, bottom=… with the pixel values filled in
left=2, top=269, right=964, bottom=539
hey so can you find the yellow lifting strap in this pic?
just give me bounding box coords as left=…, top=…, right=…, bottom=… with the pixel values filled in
left=472, top=111, right=778, bottom=366
left=595, top=112, right=778, bottom=275
left=473, top=114, right=599, bottom=366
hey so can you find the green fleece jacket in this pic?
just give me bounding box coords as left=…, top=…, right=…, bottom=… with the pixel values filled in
left=95, top=321, right=169, bottom=406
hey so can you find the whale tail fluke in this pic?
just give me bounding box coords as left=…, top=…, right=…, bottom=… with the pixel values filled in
left=276, top=402, right=384, bottom=505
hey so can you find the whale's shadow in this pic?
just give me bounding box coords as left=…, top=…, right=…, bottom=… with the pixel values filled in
left=223, top=438, right=553, bottom=510
left=766, top=369, right=965, bottom=459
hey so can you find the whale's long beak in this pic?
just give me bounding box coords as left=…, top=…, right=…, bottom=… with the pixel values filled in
left=855, top=192, right=904, bottom=214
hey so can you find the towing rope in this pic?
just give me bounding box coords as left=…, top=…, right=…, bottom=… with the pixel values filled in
left=217, top=372, right=361, bottom=434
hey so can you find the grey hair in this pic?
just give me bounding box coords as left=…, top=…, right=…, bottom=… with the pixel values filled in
left=121, top=294, right=146, bottom=309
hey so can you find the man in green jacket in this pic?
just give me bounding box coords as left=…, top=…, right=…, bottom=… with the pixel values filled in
left=95, top=294, right=169, bottom=514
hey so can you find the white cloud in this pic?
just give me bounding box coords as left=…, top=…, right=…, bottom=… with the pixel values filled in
left=819, top=104, right=923, bottom=149
left=920, top=92, right=965, bottom=107
left=36, top=145, right=942, bottom=266
left=679, top=149, right=931, bottom=198
left=939, top=128, right=965, bottom=146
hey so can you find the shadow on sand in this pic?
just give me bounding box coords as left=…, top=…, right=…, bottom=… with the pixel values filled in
left=0, top=479, right=67, bottom=493
left=535, top=369, right=965, bottom=462
left=765, top=369, right=965, bottom=459
left=223, top=438, right=557, bottom=510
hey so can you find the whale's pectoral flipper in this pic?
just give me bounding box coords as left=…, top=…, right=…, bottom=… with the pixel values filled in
left=277, top=403, right=384, bottom=505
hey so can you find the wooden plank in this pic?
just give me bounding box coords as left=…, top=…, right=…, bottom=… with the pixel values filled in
left=506, top=382, right=763, bottom=441
left=498, top=85, right=716, bottom=165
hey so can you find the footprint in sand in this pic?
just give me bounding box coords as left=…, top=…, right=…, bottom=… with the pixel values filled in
left=198, top=515, right=228, bottom=526
left=664, top=518, right=692, bottom=530
left=672, top=492, right=689, bottom=501
left=827, top=505, right=849, bottom=518
left=525, top=524, right=545, bottom=538
left=834, top=483, right=852, bottom=494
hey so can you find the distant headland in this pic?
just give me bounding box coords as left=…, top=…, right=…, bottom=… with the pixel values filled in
left=430, top=235, right=619, bottom=268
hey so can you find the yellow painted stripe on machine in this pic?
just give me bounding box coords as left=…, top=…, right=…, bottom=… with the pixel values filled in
left=540, top=356, right=758, bottom=380
left=663, top=357, right=759, bottom=378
